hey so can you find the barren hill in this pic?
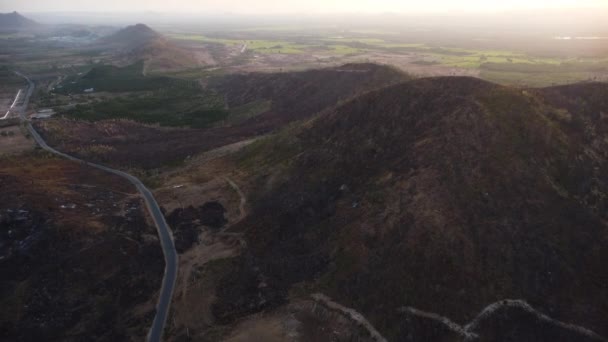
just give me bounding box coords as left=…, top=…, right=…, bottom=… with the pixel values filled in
left=100, top=23, right=200, bottom=72
left=209, top=63, right=410, bottom=132
left=100, top=23, right=160, bottom=47
left=0, top=11, right=38, bottom=31
left=213, top=77, right=608, bottom=341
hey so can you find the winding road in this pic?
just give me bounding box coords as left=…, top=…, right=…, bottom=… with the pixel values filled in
left=13, top=72, right=178, bottom=342
left=1, top=88, right=21, bottom=119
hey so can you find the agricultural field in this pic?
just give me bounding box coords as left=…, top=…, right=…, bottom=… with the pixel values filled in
left=164, top=28, right=608, bottom=86
left=3, top=19, right=607, bottom=88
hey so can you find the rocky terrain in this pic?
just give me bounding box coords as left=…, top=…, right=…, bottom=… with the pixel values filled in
left=10, top=61, right=608, bottom=341
left=155, top=75, right=608, bottom=341
left=0, top=152, right=163, bottom=341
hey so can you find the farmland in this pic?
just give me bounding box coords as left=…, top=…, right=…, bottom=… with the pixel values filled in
left=164, top=29, right=608, bottom=86
left=2, top=19, right=607, bottom=88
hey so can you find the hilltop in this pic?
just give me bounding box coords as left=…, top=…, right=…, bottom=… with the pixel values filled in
left=0, top=11, right=38, bottom=31
left=99, top=23, right=200, bottom=72
left=100, top=23, right=161, bottom=47
left=201, top=77, right=608, bottom=340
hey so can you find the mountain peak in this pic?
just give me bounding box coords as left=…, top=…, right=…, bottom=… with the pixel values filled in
left=0, top=11, right=38, bottom=30
left=119, top=23, right=159, bottom=38
left=101, top=23, right=161, bottom=47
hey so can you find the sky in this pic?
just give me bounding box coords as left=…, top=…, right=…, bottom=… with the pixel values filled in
left=4, top=0, right=608, bottom=14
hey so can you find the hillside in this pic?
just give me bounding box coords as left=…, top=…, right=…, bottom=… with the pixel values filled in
left=202, top=77, right=608, bottom=340
left=100, top=23, right=160, bottom=47
left=98, top=23, right=200, bottom=72
left=39, top=63, right=409, bottom=168
left=0, top=153, right=162, bottom=341
left=208, top=63, right=410, bottom=131
left=0, top=11, right=38, bottom=31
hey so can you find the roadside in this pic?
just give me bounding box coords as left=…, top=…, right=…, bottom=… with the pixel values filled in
left=13, top=71, right=178, bottom=342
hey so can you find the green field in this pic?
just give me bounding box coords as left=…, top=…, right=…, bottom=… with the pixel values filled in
left=168, top=34, right=311, bottom=54
left=63, top=89, right=228, bottom=128
left=478, top=61, right=608, bottom=86
left=168, top=33, right=370, bottom=55
left=55, top=61, right=183, bottom=94
left=168, top=32, right=595, bottom=72
left=59, top=61, right=231, bottom=128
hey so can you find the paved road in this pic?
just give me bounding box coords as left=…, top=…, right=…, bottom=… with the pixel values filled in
left=1, top=88, right=21, bottom=119
left=14, top=72, right=178, bottom=342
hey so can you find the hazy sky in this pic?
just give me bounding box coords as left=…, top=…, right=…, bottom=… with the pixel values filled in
left=4, top=0, right=608, bottom=14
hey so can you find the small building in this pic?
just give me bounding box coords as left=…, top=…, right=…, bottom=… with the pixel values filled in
left=30, top=113, right=53, bottom=119
left=30, top=109, right=55, bottom=120
left=84, top=88, right=95, bottom=93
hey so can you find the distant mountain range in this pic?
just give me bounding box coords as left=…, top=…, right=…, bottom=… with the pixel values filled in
left=0, top=11, right=38, bottom=31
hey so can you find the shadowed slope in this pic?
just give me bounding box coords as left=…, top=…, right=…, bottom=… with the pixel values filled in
left=218, top=77, right=608, bottom=340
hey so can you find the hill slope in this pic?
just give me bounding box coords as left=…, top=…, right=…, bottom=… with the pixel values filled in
left=209, top=63, right=410, bottom=132
left=0, top=11, right=38, bottom=31
left=99, top=23, right=199, bottom=72
left=39, top=63, right=410, bottom=168
left=214, top=77, right=608, bottom=341
left=100, top=23, right=160, bottom=47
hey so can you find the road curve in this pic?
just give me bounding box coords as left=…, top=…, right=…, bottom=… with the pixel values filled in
left=1, top=88, right=21, bottom=119
left=15, top=72, right=178, bottom=342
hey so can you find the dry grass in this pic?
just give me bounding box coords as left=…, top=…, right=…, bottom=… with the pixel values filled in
left=0, top=125, right=33, bottom=155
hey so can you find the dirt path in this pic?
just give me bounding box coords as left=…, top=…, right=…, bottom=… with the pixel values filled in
left=311, top=293, right=388, bottom=342
left=177, top=232, right=239, bottom=300
left=223, top=177, right=247, bottom=222
left=192, top=138, right=260, bottom=165
left=398, top=299, right=607, bottom=341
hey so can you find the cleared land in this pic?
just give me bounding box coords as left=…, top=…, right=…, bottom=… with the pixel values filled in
left=3, top=20, right=607, bottom=87
left=0, top=125, right=33, bottom=155
left=164, top=30, right=608, bottom=86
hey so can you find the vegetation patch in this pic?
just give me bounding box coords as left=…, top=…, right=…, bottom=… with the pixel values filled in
left=55, top=61, right=179, bottom=94
left=56, top=61, right=234, bottom=128
left=226, top=100, right=272, bottom=124
left=63, top=89, right=228, bottom=128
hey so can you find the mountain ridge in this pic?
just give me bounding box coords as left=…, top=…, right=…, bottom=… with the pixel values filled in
left=211, top=75, right=608, bottom=341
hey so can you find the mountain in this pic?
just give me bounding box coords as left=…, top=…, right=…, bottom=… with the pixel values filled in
left=99, top=23, right=200, bottom=72
left=0, top=11, right=38, bottom=31
left=208, top=77, right=608, bottom=340
left=100, top=23, right=160, bottom=47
